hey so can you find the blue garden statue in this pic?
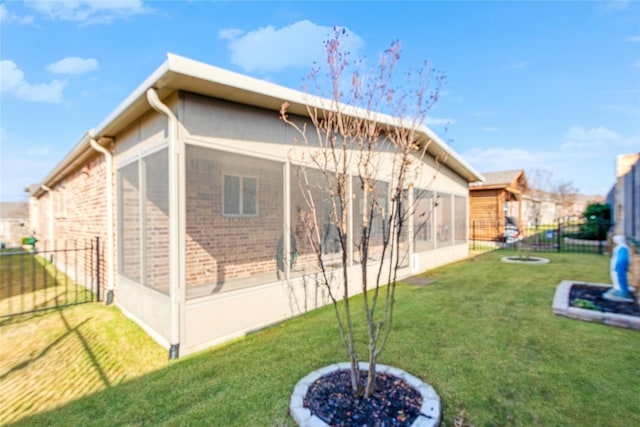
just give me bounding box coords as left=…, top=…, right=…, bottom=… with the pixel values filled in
left=603, top=235, right=635, bottom=303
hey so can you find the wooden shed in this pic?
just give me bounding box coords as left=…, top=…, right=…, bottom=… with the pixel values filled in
left=469, top=169, right=528, bottom=241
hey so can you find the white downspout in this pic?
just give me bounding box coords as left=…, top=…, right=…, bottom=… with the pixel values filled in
left=89, top=132, right=115, bottom=305
left=146, top=87, right=182, bottom=360
left=41, top=185, right=54, bottom=245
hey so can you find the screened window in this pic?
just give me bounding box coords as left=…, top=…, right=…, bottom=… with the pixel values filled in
left=454, top=195, right=467, bottom=244
left=116, top=148, right=170, bottom=295
left=118, top=161, right=141, bottom=283
left=414, top=189, right=434, bottom=252
left=223, top=175, right=258, bottom=216
left=436, top=193, right=452, bottom=246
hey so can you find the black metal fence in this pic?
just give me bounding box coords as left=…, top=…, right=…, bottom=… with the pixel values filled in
left=470, top=217, right=610, bottom=254
left=0, top=237, right=101, bottom=319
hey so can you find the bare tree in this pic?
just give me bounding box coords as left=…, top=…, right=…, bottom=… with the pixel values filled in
left=526, top=170, right=579, bottom=221
left=552, top=179, right=579, bottom=217
left=280, top=28, right=446, bottom=398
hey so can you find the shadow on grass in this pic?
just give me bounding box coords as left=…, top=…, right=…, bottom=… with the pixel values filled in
left=0, top=314, right=91, bottom=381
left=1, top=308, right=129, bottom=425
left=9, top=329, right=316, bottom=427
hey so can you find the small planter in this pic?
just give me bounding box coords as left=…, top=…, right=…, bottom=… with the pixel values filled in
left=290, top=362, right=441, bottom=426
left=501, top=256, right=550, bottom=265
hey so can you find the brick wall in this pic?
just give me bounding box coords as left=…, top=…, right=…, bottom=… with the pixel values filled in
left=185, top=145, right=284, bottom=291
left=35, top=152, right=113, bottom=294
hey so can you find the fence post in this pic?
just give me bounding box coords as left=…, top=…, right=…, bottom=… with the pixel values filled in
left=556, top=218, right=561, bottom=253
left=598, top=221, right=604, bottom=255
left=472, top=220, right=476, bottom=251
left=95, top=236, right=101, bottom=302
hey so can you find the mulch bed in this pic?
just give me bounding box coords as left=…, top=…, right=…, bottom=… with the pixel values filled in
left=304, top=369, right=423, bottom=426
left=569, top=284, right=640, bottom=317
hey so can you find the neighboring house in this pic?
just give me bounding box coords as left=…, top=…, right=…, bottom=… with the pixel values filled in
left=523, top=190, right=603, bottom=227
left=0, top=202, right=29, bottom=247
left=469, top=169, right=528, bottom=241
left=31, top=53, right=483, bottom=357
left=612, top=153, right=640, bottom=240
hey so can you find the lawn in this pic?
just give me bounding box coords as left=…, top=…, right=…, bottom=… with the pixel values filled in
left=2, top=251, right=638, bottom=426
left=0, top=249, right=94, bottom=318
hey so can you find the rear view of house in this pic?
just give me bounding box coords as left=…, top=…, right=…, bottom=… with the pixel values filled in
left=31, top=54, right=482, bottom=357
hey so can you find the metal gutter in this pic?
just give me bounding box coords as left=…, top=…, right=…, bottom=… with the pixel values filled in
left=146, top=87, right=182, bottom=360
left=89, top=132, right=115, bottom=305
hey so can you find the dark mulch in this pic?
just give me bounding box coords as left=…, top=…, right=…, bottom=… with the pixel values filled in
left=304, top=369, right=423, bottom=426
left=569, top=284, right=640, bottom=317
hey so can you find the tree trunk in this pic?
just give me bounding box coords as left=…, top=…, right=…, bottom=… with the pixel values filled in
left=365, top=355, right=377, bottom=398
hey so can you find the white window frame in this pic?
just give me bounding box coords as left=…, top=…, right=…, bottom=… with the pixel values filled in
left=222, top=174, right=259, bottom=217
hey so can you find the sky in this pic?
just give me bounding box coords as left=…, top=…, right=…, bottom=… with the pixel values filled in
left=1, top=0, right=639, bottom=203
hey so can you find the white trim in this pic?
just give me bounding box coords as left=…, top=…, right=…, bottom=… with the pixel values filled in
left=183, top=135, right=285, bottom=163
left=222, top=174, right=259, bottom=218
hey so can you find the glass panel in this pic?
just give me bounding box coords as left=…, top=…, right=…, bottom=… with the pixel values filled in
left=291, top=167, right=343, bottom=272
left=454, top=195, right=467, bottom=244
left=414, top=189, right=434, bottom=252
left=118, top=162, right=141, bottom=282
left=143, top=149, right=170, bottom=294
left=243, top=177, right=257, bottom=215
left=223, top=175, right=240, bottom=215
left=185, top=145, right=283, bottom=299
left=436, top=193, right=452, bottom=247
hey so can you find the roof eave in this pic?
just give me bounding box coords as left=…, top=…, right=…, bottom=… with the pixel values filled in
left=36, top=53, right=484, bottom=192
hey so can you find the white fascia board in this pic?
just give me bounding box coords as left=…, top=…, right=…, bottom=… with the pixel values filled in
left=37, top=53, right=483, bottom=191
left=164, top=54, right=484, bottom=183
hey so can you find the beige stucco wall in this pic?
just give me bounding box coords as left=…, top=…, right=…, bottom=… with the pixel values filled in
left=178, top=92, right=470, bottom=355
left=181, top=243, right=469, bottom=355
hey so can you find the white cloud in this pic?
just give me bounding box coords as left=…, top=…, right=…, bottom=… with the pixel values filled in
left=224, top=20, right=364, bottom=73
left=218, top=28, right=244, bottom=40
left=0, top=60, right=66, bottom=103
left=463, top=147, right=537, bottom=171
left=25, top=0, right=150, bottom=25
left=625, top=36, right=640, bottom=42
left=0, top=4, right=34, bottom=24
left=472, top=111, right=495, bottom=117
left=634, top=60, right=640, bottom=68
left=425, top=117, right=455, bottom=126
left=597, top=0, right=630, bottom=13
left=0, top=4, right=8, bottom=21
left=27, top=147, right=51, bottom=157
left=562, top=125, right=620, bottom=149
left=47, top=57, right=99, bottom=75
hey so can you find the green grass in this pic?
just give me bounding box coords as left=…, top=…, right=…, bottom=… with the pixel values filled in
left=0, top=250, right=94, bottom=318
left=2, top=252, right=639, bottom=426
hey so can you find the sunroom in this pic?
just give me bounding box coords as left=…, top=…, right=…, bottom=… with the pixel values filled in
left=101, top=55, right=483, bottom=357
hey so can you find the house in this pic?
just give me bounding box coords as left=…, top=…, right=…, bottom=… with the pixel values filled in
left=469, top=169, right=528, bottom=241
left=612, top=153, right=640, bottom=240
left=31, top=53, right=483, bottom=357
left=0, top=202, right=29, bottom=247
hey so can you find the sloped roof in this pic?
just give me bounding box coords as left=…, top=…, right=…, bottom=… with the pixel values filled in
left=470, top=169, right=528, bottom=199
left=471, top=169, right=523, bottom=187
left=0, top=203, right=28, bottom=219
left=33, top=53, right=483, bottom=196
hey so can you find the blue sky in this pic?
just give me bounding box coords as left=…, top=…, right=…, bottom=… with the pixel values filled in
left=1, top=0, right=639, bottom=202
